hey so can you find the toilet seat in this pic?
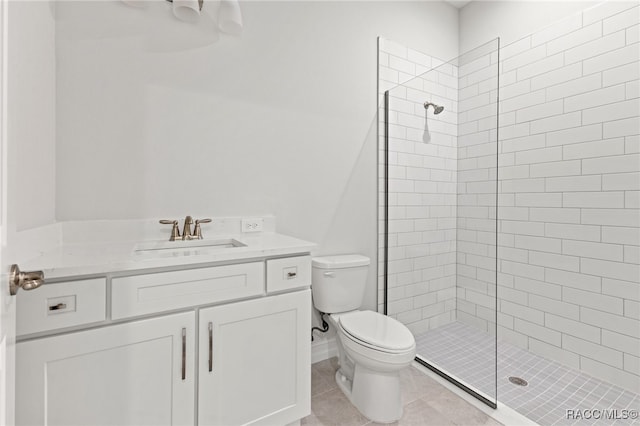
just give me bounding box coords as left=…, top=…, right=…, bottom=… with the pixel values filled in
left=337, top=311, right=415, bottom=354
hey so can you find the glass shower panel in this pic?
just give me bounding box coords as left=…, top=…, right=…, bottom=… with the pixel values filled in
left=384, top=38, right=499, bottom=407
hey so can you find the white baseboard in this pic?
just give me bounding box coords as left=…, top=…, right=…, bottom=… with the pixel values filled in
left=311, top=336, right=338, bottom=364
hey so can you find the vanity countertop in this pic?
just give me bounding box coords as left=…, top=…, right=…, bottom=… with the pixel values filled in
left=20, top=232, right=316, bottom=280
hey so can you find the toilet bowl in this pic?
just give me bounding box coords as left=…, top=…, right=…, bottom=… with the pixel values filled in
left=312, top=255, right=416, bottom=423
left=330, top=311, right=416, bottom=423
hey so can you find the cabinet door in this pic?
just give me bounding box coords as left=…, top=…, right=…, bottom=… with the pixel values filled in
left=198, top=290, right=311, bottom=426
left=16, top=312, right=195, bottom=426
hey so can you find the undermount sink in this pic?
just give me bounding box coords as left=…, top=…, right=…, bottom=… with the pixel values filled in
left=134, top=239, right=247, bottom=258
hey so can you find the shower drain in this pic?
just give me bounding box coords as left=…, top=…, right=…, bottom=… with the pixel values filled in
left=508, top=376, right=528, bottom=386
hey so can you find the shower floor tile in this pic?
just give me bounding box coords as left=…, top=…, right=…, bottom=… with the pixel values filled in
left=415, top=321, right=640, bottom=426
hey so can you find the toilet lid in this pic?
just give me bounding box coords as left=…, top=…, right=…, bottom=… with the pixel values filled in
left=338, top=311, right=415, bottom=352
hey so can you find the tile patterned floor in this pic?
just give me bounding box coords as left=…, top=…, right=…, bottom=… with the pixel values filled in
left=415, top=321, right=640, bottom=426
left=302, top=357, right=502, bottom=426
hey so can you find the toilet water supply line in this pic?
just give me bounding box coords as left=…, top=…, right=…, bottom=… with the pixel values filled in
left=311, top=312, right=329, bottom=341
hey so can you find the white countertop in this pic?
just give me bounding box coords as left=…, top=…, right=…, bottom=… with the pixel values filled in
left=20, top=232, right=316, bottom=280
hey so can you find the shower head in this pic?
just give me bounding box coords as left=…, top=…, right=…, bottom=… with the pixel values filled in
left=424, top=102, right=444, bottom=114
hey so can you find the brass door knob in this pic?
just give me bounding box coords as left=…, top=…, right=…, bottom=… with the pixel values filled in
left=9, top=264, right=45, bottom=296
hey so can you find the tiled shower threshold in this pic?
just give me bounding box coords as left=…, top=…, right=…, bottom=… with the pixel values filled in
left=415, top=321, right=640, bottom=425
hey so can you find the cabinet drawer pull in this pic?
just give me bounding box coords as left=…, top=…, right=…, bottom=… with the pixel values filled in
left=287, top=272, right=297, bottom=278
left=208, top=322, right=213, bottom=372
left=181, top=328, right=186, bottom=381
left=48, top=303, right=67, bottom=311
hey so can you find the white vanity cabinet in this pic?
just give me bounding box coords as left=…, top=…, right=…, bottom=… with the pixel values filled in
left=16, top=311, right=196, bottom=426
left=15, top=254, right=312, bottom=426
left=198, top=290, right=311, bottom=426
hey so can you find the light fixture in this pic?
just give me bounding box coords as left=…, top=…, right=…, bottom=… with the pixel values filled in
left=121, top=0, right=243, bottom=37
left=170, top=0, right=203, bottom=23
left=218, top=0, right=243, bottom=35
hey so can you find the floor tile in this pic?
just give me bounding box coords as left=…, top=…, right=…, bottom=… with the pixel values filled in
left=304, top=357, right=501, bottom=426
left=312, top=362, right=339, bottom=397
left=366, top=398, right=454, bottom=426
left=303, top=387, right=370, bottom=426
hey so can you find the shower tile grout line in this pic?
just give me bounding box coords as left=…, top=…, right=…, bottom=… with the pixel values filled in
left=414, top=321, right=640, bottom=426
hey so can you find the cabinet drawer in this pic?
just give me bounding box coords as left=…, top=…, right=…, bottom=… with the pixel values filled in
left=17, top=278, right=106, bottom=336
left=112, top=262, right=264, bottom=320
left=266, top=256, right=311, bottom=293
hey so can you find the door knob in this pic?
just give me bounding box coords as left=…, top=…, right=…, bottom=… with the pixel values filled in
left=9, top=264, right=45, bottom=295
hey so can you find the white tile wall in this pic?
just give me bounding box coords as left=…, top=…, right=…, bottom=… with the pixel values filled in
left=456, top=39, right=500, bottom=337
left=379, top=0, right=640, bottom=393
left=493, top=2, right=640, bottom=392
left=378, top=38, right=458, bottom=335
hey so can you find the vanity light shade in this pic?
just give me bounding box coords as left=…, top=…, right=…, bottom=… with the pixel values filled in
left=173, top=0, right=201, bottom=23
left=218, top=0, right=243, bottom=35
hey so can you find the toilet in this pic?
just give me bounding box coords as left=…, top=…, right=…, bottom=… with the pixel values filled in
left=312, top=254, right=416, bottom=423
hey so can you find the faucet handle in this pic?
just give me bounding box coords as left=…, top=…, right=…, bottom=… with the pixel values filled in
left=193, top=218, right=212, bottom=240
left=159, top=220, right=180, bottom=241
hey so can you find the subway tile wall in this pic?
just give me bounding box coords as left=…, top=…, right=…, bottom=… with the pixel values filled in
left=455, top=40, right=499, bottom=337
left=493, top=2, right=639, bottom=393
left=378, top=0, right=639, bottom=394
left=378, top=38, right=459, bottom=335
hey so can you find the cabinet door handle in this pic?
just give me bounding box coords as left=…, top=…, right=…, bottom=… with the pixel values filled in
left=181, top=328, right=186, bottom=381
left=208, top=322, right=213, bottom=373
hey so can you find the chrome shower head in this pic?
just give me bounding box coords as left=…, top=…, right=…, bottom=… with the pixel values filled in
left=424, top=102, right=444, bottom=114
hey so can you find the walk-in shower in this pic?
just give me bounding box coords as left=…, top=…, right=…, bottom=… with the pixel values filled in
left=379, top=2, right=640, bottom=422
left=382, top=37, right=500, bottom=408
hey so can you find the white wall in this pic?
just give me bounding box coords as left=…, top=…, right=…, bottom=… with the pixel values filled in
left=54, top=1, right=459, bottom=312
left=461, top=1, right=639, bottom=392
left=459, top=1, right=600, bottom=53
left=455, top=40, right=500, bottom=334
left=8, top=1, right=56, bottom=231
left=378, top=38, right=459, bottom=335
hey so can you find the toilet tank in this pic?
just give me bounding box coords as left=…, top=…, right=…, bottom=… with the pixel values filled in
left=311, top=255, right=370, bottom=314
